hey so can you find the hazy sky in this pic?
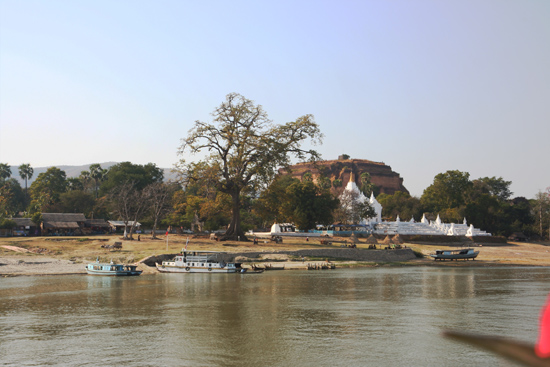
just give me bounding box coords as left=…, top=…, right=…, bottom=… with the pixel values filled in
left=1, top=0, right=549, bottom=198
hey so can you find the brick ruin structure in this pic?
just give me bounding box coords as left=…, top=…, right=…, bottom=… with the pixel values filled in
left=279, top=155, right=408, bottom=196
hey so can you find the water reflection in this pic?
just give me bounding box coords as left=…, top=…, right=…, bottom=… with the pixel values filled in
left=0, top=267, right=549, bottom=366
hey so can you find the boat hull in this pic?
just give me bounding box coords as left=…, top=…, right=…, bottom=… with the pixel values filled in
left=86, top=269, right=142, bottom=276
left=156, top=264, right=237, bottom=273
left=430, top=251, right=479, bottom=261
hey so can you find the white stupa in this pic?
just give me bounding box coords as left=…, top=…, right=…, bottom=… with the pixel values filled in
left=339, top=172, right=382, bottom=224
left=270, top=223, right=281, bottom=233
left=368, top=192, right=383, bottom=224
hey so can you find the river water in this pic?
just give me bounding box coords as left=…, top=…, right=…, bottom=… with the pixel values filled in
left=0, top=267, right=549, bottom=367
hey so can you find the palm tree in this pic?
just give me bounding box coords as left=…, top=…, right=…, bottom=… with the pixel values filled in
left=18, top=164, right=33, bottom=206
left=0, top=163, right=11, bottom=181
left=89, top=164, right=106, bottom=198
left=79, top=170, right=91, bottom=192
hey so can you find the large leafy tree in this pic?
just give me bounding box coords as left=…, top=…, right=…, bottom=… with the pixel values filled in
left=166, top=190, right=191, bottom=229
left=280, top=180, right=339, bottom=231
left=0, top=179, right=25, bottom=216
left=463, top=194, right=505, bottom=235
left=53, top=190, right=95, bottom=217
left=421, top=170, right=472, bottom=213
left=377, top=191, right=422, bottom=221
left=29, top=167, right=67, bottom=212
left=505, top=197, right=533, bottom=235
left=471, top=177, right=513, bottom=202
left=66, top=177, right=84, bottom=191
left=177, top=160, right=232, bottom=231
left=100, top=162, right=164, bottom=195
left=255, top=175, right=299, bottom=225
left=179, top=93, right=322, bottom=239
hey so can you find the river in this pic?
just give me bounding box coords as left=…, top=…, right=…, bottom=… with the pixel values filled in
left=1, top=267, right=548, bottom=366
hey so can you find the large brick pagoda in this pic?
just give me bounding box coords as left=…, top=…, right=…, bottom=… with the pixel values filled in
left=280, top=156, right=408, bottom=196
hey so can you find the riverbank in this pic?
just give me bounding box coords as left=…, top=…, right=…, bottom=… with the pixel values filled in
left=1, top=235, right=549, bottom=276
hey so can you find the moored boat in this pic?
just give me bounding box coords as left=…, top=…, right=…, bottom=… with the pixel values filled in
left=430, top=248, right=479, bottom=261
left=240, top=268, right=264, bottom=274
left=86, top=259, right=142, bottom=276
left=156, top=250, right=238, bottom=273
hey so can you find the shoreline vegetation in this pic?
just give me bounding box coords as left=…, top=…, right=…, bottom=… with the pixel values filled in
left=1, top=235, right=549, bottom=276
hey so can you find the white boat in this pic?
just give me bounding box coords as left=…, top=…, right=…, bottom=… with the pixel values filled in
left=156, top=250, right=238, bottom=273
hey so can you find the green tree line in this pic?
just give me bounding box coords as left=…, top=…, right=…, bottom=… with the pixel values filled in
left=1, top=94, right=549, bottom=240
left=1, top=162, right=548, bottom=240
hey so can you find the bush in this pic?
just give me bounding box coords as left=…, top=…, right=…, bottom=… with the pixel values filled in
left=0, top=218, right=16, bottom=229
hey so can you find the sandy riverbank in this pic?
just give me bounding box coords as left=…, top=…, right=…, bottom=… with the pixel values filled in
left=1, top=235, right=549, bottom=276
left=0, top=257, right=89, bottom=276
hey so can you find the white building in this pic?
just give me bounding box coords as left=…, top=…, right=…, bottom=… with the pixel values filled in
left=339, top=173, right=490, bottom=236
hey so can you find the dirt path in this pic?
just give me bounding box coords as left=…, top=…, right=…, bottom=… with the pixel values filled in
left=1, top=245, right=31, bottom=253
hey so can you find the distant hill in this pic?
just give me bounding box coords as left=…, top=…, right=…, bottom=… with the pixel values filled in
left=8, top=163, right=177, bottom=187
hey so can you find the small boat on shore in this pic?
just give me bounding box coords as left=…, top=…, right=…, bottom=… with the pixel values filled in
left=240, top=268, right=264, bottom=274
left=430, top=248, right=479, bottom=261
left=86, top=259, right=142, bottom=276
left=156, top=250, right=238, bottom=273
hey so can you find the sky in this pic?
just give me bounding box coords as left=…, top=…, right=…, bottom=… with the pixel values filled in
left=1, top=0, right=549, bottom=199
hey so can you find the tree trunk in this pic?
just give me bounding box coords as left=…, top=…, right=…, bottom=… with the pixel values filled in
left=151, top=218, right=158, bottom=239
left=225, top=192, right=247, bottom=240
left=129, top=221, right=136, bottom=239
left=539, top=206, right=544, bottom=239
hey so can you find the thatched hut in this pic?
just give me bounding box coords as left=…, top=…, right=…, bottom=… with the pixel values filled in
left=380, top=235, right=392, bottom=245
left=391, top=234, right=404, bottom=244
left=366, top=234, right=378, bottom=244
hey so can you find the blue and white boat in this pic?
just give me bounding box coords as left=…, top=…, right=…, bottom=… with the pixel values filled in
left=86, top=259, right=142, bottom=276
left=430, top=248, right=479, bottom=261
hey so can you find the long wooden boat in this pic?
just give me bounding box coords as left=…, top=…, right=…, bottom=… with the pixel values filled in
left=156, top=250, right=238, bottom=273
left=240, top=268, right=264, bottom=274
left=430, top=248, right=479, bottom=261
left=86, top=260, right=142, bottom=276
